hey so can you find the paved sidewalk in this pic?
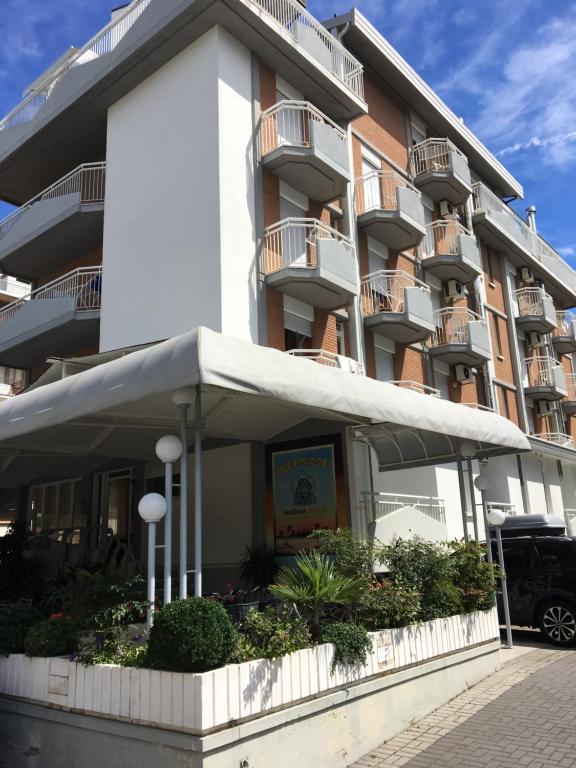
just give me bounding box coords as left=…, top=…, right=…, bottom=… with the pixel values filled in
left=353, top=644, right=576, bottom=768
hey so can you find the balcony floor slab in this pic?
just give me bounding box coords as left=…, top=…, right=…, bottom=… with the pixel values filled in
left=357, top=209, right=425, bottom=252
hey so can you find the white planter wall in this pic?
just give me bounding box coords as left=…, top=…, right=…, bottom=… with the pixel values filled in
left=0, top=608, right=499, bottom=734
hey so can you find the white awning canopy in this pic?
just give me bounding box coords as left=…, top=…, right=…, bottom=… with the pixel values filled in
left=0, top=327, right=529, bottom=485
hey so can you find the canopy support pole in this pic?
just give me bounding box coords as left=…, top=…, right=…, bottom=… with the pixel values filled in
left=467, top=457, right=480, bottom=541
left=457, top=458, right=469, bottom=542
left=179, top=403, right=189, bottom=599
left=194, top=386, right=203, bottom=598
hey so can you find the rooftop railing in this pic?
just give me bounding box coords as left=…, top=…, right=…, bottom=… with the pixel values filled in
left=0, top=266, right=102, bottom=327
left=387, top=380, right=441, bottom=397
left=422, top=219, right=471, bottom=259
left=432, top=307, right=486, bottom=347
left=262, top=218, right=354, bottom=274
left=524, top=355, right=562, bottom=388
left=360, top=270, right=430, bottom=317
left=286, top=348, right=365, bottom=375
left=0, top=1, right=152, bottom=132
left=362, top=491, right=447, bottom=526
left=410, top=138, right=465, bottom=177
left=355, top=171, right=420, bottom=216
left=247, top=0, right=364, bottom=98
left=0, top=163, right=106, bottom=243
left=515, top=286, right=552, bottom=318
left=258, top=100, right=347, bottom=158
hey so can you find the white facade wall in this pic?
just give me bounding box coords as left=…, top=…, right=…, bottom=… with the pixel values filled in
left=100, top=27, right=258, bottom=352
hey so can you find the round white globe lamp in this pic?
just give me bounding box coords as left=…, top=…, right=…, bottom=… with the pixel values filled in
left=138, top=493, right=167, bottom=626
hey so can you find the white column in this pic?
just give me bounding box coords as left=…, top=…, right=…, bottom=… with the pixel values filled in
left=194, top=387, right=203, bottom=597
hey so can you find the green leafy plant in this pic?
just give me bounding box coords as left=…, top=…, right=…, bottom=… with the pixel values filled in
left=147, top=598, right=237, bottom=673
left=237, top=543, right=278, bottom=588
left=269, top=551, right=365, bottom=638
left=82, top=638, right=148, bottom=668
left=321, top=622, right=372, bottom=671
left=450, top=540, right=497, bottom=611
left=0, top=523, right=43, bottom=602
left=0, top=602, right=44, bottom=655
left=234, top=606, right=311, bottom=662
left=24, top=619, right=78, bottom=657
left=421, top=579, right=464, bottom=621
left=357, top=579, right=421, bottom=630
left=312, top=528, right=387, bottom=581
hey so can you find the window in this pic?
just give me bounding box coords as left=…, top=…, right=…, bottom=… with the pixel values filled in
left=491, top=313, right=504, bottom=359
left=500, top=543, right=533, bottom=571
left=95, top=468, right=135, bottom=544
left=28, top=479, right=81, bottom=533
left=336, top=321, right=346, bottom=356
left=497, top=385, right=511, bottom=420
left=361, top=155, right=381, bottom=211
left=285, top=328, right=310, bottom=350
left=375, top=346, right=394, bottom=382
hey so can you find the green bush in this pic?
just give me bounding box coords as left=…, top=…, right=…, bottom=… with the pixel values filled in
left=24, top=619, right=78, bottom=657
left=0, top=524, right=43, bottom=602
left=321, top=622, right=372, bottom=671
left=237, top=543, right=278, bottom=588
left=358, top=579, right=421, bottom=630
left=450, top=540, right=497, bottom=611
left=84, top=639, right=148, bottom=668
left=269, top=551, right=365, bottom=638
left=421, top=579, right=464, bottom=621
left=312, top=528, right=386, bottom=581
left=235, top=606, right=311, bottom=662
left=0, top=603, right=44, bottom=655
left=147, top=598, right=237, bottom=673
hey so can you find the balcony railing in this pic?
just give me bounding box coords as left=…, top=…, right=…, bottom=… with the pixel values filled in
left=422, top=220, right=471, bottom=259
left=0, top=371, right=26, bottom=397
left=355, top=171, right=420, bottom=215
left=432, top=307, right=486, bottom=347
left=486, top=501, right=517, bottom=517
left=565, top=374, right=576, bottom=401
left=533, top=433, right=575, bottom=449
left=258, top=100, right=347, bottom=158
left=525, top=355, right=562, bottom=388
left=286, top=348, right=365, bottom=375
left=387, top=380, right=441, bottom=397
left=554, top=311, right=576, bottom=338
left=410, top=138, right=465, bottom=177
left=262, top=218, right=354, bottom=274
left=360, top=270, right=430, bottom=317
left=0, top=163, right=106, bottom=243
left=515, top=287, right=552, bottom=318
left=0, top=277, right=31, bottom=298
left=462, top=402, right=497, bottom=413
left=0, top=1, right=152, bottom=132
left=246, top=0, right=364, bottom=98
left=0, top=267, right=102, bottom=326
left=362, top=491, right=447, bottom=526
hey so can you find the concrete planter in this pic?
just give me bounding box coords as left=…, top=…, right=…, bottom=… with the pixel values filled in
left=0, top=608, right=498, bottom=734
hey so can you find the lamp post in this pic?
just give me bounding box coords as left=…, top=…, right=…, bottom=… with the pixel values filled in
left=155, top=435, right=183, bottom=605
left=138, top=493, right=167, bottom=628
left=487, top=507, right=513, bottom=649
left=473, top=472, right=493, bottom=565
left=171, top=388, right=195, bottom=599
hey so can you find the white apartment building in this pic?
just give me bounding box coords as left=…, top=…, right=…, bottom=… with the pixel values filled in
left=0, top=0, right=573, bottom=591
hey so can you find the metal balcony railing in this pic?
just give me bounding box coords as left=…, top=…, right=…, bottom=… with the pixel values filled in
left=486, top=501, right=517, bottom=517
left=431, top=307, right=485, bottom=347
left=262, top=218, right=354, bottom=274
left=387, top=380, right=441, bottom=397
left=533, top=433, right=575, bottom=449
left=258, top=100, right=347, bottom=158
left=525, top=355, right=562, bottom=388
left=0, top=267, right=102, bottom=326
left=565, top=374, right=576, bottom=401
left=462, top=402, right=497, bottom=413
left=355, top=171, right=420, bottom=216
left=0, top=277, right=31, bottom=299
left=362, top=491, right=447, bottom=526
left=515, top=287, right=551, bottom=318
left=422, top=219, right=471, bottom=259
left=286, top=348, right=365, bottom=375
left=360, top=270, right=430, bottom=317
left=246, top=0, right=364, bottom=98
left=0, top=1, right=152, bottom=132
left=410, top=138, right=465, bottom=177
left=554, top=311, right=576, bottom=338
left=0, top=163, right=106, bottom=243
left=0, top=371, right=26, bottom=397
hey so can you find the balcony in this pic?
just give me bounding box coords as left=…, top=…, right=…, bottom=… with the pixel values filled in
left=514, top=287, right=557, bottom=334
left=262, top=218, right=358, bottom=310
left=0, top=267, right=102, bottom=368
left=524, top=356, right=567, bottom=401
left=563, top=374, right=576, bottom=415
left=486, top=501, right=517, bottom=517
left=410, top=139, right=472, bottom=206
left=355, top=171, right=426, bottom=252
left=259, top=101, right=350, bottom=203
left=421, top=220, right=482, bottom=283
left=360, top=270, right=434, bottom=344
left=552, top=311, right=576, bottom=355
left=0, top=0, right=364, bottom=202
left=532, top=433, right=575, bottom=449
left=429, top=307, right=491, bottom=366
left=362, top=491, right=447, bottom=541
left=0, top=164, right=105, bottom=280
left=286, top=349, right=365, bottom=375
left=0, top=371, right=26, bottom=400
left=388, top=381, right=441, bottom=397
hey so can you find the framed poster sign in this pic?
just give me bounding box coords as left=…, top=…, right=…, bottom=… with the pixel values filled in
left=268, top=438, right=343, bottom=554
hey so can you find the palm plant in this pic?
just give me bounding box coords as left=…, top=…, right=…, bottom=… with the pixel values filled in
left=269, top=551, right=365, bottom=637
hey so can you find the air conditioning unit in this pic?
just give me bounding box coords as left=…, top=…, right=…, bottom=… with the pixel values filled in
left=529, top=331, right=545, bottom=348
left=439, top=200, right=456, bottom=219
left=444, top=279, right=464, bottom=301
left=536, top=400, right=555, bottom=417
left=520, top=266, right=535, bottom=284
left=455, top=364, right=474, bottom=382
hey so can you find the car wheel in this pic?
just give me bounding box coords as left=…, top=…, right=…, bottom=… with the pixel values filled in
left=538, top=601, right=576, bottom=646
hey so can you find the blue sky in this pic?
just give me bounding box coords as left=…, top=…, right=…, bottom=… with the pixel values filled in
left=1, top=0, right=575, bottom=264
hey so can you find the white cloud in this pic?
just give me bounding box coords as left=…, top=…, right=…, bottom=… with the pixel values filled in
left=558, top=246, right=576, bottom=257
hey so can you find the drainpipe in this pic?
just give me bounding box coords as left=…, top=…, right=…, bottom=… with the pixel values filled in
left=501, top=255, right=530, bottom=433
left=526, top=205, right=537, bottom=233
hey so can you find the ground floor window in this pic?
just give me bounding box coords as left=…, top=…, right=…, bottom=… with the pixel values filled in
left=28, top=479, right=82, bottom=533
left=94, top=468, right=135, bottom=545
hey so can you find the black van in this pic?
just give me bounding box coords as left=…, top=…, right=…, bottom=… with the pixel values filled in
left=491, top=515, right=576, bottom=646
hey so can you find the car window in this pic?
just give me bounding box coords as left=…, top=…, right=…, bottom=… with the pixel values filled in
left=500, top=543, right=533, bottom=570
left=535, top=542, right=576, bottom=567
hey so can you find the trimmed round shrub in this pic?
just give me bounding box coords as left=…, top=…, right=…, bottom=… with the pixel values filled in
left=24, top=619, right=79, bottom=657
left=0, top=603, right=43, bottom=655
left=147, top=598, right=237, bottom=672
